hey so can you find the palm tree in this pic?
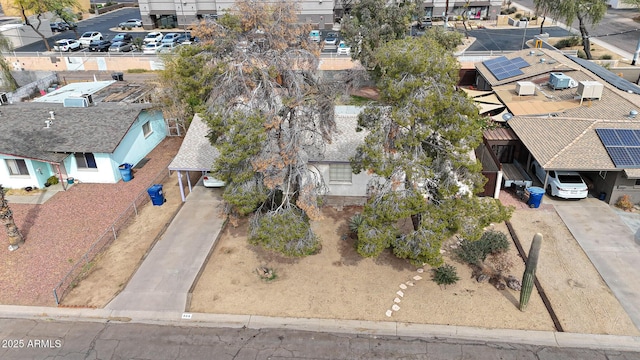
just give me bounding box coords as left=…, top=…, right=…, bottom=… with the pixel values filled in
left=0, top=185, right=24, bottom=251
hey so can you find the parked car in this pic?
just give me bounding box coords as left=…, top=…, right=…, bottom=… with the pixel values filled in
left=337, top=41, right=351, bottom=55
left=50, top=22, right=69, bottom=32
left=142, top=42, right=160, bottom=54
left=143, top=32, right=164, bottom=44
left=109, top=41, right=133, bottom=52
left=161, top=33, right=180, bottom=44
left=418, top=17, right=433, bottom=29
left=111, top=33, right=133, bottom=43
left=174, top=33, right=191, bottom=44
left=79, top=31, right=103, bottom=47
left=119, top=19, right=142, bottom=28
left=309, top=30, right=321, bottom=43
left=53, top=39, right=80, bottom=52
left=532, top=160, right=588, bottom=199
left=324, top=32, right=338, bottom=46
left=202, top=172, right=225, bottom=188
left=88, top=39, right=112, bottom=52
left=155, top=42, right=181, bottom=53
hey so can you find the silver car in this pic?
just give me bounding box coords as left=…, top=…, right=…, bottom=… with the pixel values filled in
left=109, top=41, right=133, bottom=52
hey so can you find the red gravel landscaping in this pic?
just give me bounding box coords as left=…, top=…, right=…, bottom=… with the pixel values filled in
left=0, top=137, right=182, bottom=306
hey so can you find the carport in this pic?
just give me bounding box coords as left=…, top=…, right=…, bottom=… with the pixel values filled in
left=167, top=114, right=219, bottom=202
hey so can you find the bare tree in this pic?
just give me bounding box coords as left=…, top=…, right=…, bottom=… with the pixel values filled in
left=0, top=185, right=24, bottom=251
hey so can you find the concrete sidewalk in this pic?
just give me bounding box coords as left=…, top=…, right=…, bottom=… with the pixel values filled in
left=106, top=184, right=224, bottom=312
left=554, top=198, right=640, bottom=330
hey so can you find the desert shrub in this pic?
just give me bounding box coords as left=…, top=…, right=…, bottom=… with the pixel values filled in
left=126, top=26, right=132, bottom=30
left=249, top=207, right=320, bottom=257
left=531, top=16, right=537, bottom=20
left=616, top=194, right=634, bottom=211
left=432, top=264, right=459, bottom=287
left=46, top=175, right=59, bottom=185
left=514, top=13, right=522, bottom=19
left=456, top=230, right=510, bottom=265
left=554, top=36, right=581, bottom=49
left=76, top=12, right=83, bottom=20
left=486, top=251, right=514, bottom=275
left=500, top=10, right=507, bottom=15
left=89, top=7, right=95, bottom=14
left=127, top=68, right=149, bottom=73
left=348, top=213, right=364, bottom=238
left=507, top=7, right=517, bottom=14
left=600, top=54, right=612, bottom=60
left=577, top=50, right=587, bottom=59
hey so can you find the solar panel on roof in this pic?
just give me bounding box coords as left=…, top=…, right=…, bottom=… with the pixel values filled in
left=617, top=129, right=640, bottom=147
left=596, top=128, right=640, bottom=168
left=568, top=56, right=640, bottom=95
left=483, top=56, right=526, bottom=81
left=595, top=128, right=622, bottom=146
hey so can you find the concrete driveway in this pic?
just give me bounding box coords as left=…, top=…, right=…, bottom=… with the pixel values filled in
left=106, top=183, right=224, bottom=312
left=551, top=197, right=640, bottom=330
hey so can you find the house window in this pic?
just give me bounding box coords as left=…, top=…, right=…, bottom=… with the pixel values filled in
left=142, top=121, right=152, bottom=138
left=75, top=153, right=97, bottom=169
left=329, top=164, right=352, bottom=183
left=635, top=179, right=640, bottom=187
left=5, top=159, right=29, bottom=176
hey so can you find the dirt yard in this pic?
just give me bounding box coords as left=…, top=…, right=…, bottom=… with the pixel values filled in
left=60, top=172, right=188, bottom=307
left=63, top=189, right=640, bottom=335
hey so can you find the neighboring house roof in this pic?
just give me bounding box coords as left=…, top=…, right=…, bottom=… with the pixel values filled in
left=476, top=48, right=640, bottom=173
left=318, top=113, right=367, bottom=162
left=509, top=117, right=640, bottom=172
left=33, top=81, right=116, bottom=103
left=475, top=49, right=578, bottom=87
left=0, top=102, right=151, bottom=163
left=168, top=114, right=219, bottom=171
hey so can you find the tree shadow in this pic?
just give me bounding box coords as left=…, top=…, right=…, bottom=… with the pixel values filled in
left=19, top=205, right=41, bottom=241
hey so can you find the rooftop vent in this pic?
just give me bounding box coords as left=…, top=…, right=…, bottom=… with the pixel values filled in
left=49, top=111, right=55, bottom=120
left=44, top=119, right=52, bottom=128
left=630, top=110, right=638, bottom=119
left=502, top=113, right=513, bottom=122
left=539, top=58, right=546, bottom=63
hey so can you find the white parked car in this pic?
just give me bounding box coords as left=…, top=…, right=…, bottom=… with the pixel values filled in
left=142, top=42, right=160, bottom=54
left=143, top=32, right=164, bottom=44
left=532, top=160, right=588, bottom=199
left=156, top=42, right=181, bottom=53
left=119, top=19, right=142, bottom=28
left=161, top=33, right=180, bottom=44
left=53, top=39, right=80, bottom=52
left=337, top=41, right=351, bottom=55
left=202, top=173, right=225, bottom=188
left=78, top=31, right=103, bottom=48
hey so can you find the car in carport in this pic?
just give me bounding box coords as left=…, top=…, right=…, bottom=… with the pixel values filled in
left=202, top=172, right=225, bottom=187
left=532, top=160, right=589, bottom=199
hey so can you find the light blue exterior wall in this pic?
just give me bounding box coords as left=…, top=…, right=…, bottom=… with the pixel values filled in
left=1, top=110, right=167, bottom=186
left=0, top=155, right=55, bottom=189
left=110, top=109, right=167, bottom=181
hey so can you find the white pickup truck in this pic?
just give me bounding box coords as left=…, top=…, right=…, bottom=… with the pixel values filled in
left=531, top=160, right=588, bottom=199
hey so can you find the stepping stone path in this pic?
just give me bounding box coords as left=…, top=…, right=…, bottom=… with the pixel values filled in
left=385, top=267, right=427, bottom=317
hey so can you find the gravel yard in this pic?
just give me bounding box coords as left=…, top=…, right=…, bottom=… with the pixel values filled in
left=0, top=137, right=182, bottom=306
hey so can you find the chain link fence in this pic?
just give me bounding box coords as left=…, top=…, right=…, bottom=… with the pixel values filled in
left=53, top=169, right=170, bottom=305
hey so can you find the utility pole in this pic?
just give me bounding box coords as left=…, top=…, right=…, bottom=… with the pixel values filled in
left=632, top=35, right=640, bottom=66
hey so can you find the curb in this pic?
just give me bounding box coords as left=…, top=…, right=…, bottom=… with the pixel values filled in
left=1, top=305, right=639, bottom=352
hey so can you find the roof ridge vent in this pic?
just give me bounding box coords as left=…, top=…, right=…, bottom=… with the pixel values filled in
left=629, top=110, right=638, bottom=119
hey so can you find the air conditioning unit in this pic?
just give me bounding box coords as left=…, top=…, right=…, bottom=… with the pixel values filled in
left=81, top=94, right=94, bottom=106
left=548, top=72, right=572, bottom=90
left=516, top=81, right=535, bottom=96
left=0, top=92, right=8, bottom=105
left=577, top=81, right=603, bottom=102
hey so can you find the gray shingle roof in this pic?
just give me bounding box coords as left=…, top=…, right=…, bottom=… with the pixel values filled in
left=168, top=114, right=219, bottom=171
left=168, top=112, right=366, bottom=171
left=0, top=102, right=150, bottom=163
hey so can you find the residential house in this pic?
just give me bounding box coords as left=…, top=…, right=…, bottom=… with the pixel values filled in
left=169, top=107, right=371, bottom=204
left=0, top=102, right=167, bottom=189
left=473, top=47, right=640, bottom=204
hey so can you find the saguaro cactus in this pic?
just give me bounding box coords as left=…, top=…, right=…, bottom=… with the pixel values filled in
left=519, top=233, right=542, bottom=311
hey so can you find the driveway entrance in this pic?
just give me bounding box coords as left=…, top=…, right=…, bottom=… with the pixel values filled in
left=553, top=198, right=640, bottom=329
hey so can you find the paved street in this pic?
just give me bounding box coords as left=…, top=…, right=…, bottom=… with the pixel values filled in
left=1, top=318, right=640, bottom=360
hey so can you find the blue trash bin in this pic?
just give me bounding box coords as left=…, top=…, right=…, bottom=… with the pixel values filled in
left=118, top=163, right=133, bottom=182
left=526, top=187, right=545, bottom=208
left=147, top=184, right=165, bottom=206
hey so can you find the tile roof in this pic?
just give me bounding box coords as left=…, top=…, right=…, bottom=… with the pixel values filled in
left=168, top=114, right=219, bottom=171
left=508, top=117, right=640, bottom=171
left=0, top=102, right=150, bottom=163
